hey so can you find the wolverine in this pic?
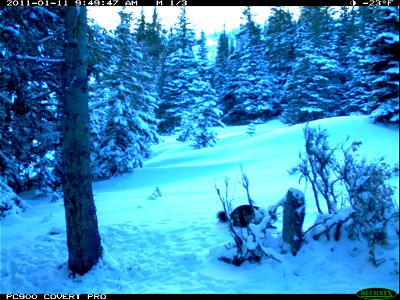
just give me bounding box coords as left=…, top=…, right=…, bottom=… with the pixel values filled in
left=217, top=205, right=261, bottom=227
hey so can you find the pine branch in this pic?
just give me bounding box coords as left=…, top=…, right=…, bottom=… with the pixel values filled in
left=12, top=54, right=64, bottom=64
left=38, top=29, right=66, bottom=45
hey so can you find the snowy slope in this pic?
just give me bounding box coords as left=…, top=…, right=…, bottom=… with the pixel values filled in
left=1, top=116, right=398, bottom=294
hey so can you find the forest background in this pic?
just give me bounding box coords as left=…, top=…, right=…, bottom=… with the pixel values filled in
left=0, top=5, right=398, bottom=200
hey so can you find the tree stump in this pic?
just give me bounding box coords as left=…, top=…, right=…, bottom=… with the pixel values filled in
left=282, top=188, right=305, bottom=255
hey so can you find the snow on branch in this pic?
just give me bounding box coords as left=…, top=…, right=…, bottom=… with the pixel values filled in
left=12, top=54, right=64, bottom=64
left=38, top=29, right=66, bottom=45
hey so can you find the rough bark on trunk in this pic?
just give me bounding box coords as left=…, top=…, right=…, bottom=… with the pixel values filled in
left=62, top=7, right=102, bottom=276
left=282, top=188, right=305, bottom=255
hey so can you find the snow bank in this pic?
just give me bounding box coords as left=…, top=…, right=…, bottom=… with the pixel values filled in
left=1, top=116, right=398, bottom=294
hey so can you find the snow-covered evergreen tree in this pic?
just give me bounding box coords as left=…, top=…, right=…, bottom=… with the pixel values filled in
left=159, top=8, right=223, bottom=148
left=264, top=6, right=296, bottom=104
left=222, top=7, right=279, bottom=125
left=190, top=31, right=224, bottom=148
left=0, top=180, right=30, bottom=219
left=214, top=27, right=230, bottom=68
left=180, top=79, right=224, bottom=149
left=213, top=27, right=232, bottom=102
left=166, top=7, right=196, bottom=54
left=0, top=7, right=64, bottom=193
left=341, top=7, right=374, bottom=115
left=367, top=7, right=399, bottom=124
left=134, top=6, right=166, bottom=97
left=343, top=7, right=399, bottom=123
left=157, top=7, right=197, bottom=133
left=146, top=7, right=166, bottom=59
left=87, top=22, right=113, bottom=178
left=160, top=49, right=197, bottom=133
left=136, top=7, right=147, bottom=43
left=281, top=7, right=345, bottom=125
left=162, top=48, right=223, bottom=149
left=197, top=31, right=208, bottom=61
left=90, top=9, right=159, bottom=178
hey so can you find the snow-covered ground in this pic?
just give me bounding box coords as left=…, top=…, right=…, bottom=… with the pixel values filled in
left=1, top=116, right=399, bottom=294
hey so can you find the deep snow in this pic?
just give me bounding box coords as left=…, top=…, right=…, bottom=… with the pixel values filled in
left=0, top=116, right=398, bottom=294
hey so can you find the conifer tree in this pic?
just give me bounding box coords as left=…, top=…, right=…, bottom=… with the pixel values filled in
left=264, top=7, right=296, bottom=103
left=197, top=31, right=208, bottom=61
left=135, top=7, right=165, bottom=62
left=215, top=26, right=230, bottom=65
left=166, top=7, right=196, bottom=54
left=281, top=6, right=345, bottom=125
left=136, top=7, right=146, bottom=43
left=213, top=26, right=231, bottom=101
left=92, top=8, right=159, bottom=178
left=367, top=7, right=399, bottom=124
left=162, top=47, right=223, bottom=148
left=221, top=7, right=279, bottom=125
left=342, top=6, right=399, bottom=122
left=0, top=7, right=64, bottom=193
left=159, top=9, right=223, bottom=148
left=133, top=7, right=165, bottom=133
left=87, top=22, right=115, bottom=178
left=158, top=7, right=197, bottom=132
left=180, top=40, right=224, bottom=149
left=341, top=7, right=373, bottom=115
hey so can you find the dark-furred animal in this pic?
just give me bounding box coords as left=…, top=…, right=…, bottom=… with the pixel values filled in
left=217, top=205, right=260, bottom=227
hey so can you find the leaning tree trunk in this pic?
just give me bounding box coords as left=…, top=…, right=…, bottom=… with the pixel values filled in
left=62, top=7, right=102, bottom=276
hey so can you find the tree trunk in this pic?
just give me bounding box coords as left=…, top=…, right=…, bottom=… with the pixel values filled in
left=282, top=188, right=305, bottom=256
left=62, top=7, right=102, bottom=276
